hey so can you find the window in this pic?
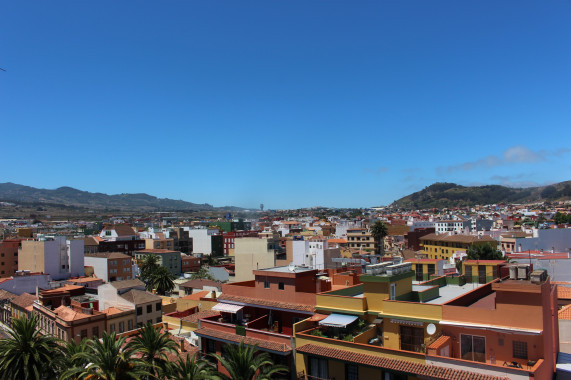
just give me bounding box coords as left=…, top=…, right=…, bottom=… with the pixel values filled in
left=110, top=323, right=115, bottom=333
left=309, top=356, right=328, bottom=379
left=80, top=329, right=88, bottom=339
left=461, top=334, right=486, bottom=363
left=513, top=341, right=528, bottom=359
left=264, top=280, right=270, bottom=289
left=346, top=363, right=358, bottom=380
left=465, top=265, right=473, bottom=283
left=127, top=320, right=133, bottom=331
left=390, top=283, right=396, bottom=300
left=206, top=339, right=217, bottom=354
left=92, top=326, right=99, bottom=338
left=427, top=264, right=435, bottom=277
left=147, top=305, right=152, bottom=313
left=137, top=307, right=143, bottom=315
left=278, top=282, right=285, bottom=290
left=156, top=302, right=161, bottom=311
left=156, top=317, right=161, bottom=323
left=400, top=326, right=424, bottom=352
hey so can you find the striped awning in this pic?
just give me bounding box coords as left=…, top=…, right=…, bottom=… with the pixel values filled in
left=211, top=303, right=244, bottom=314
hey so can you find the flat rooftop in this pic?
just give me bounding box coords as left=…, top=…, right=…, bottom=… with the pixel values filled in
left=424, top=283, right=484, bottom=305
left=256, top=266, right=315, bottom=274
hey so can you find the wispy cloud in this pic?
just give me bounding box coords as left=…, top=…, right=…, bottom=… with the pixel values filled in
left=437, top=146, right=571, bottom=174
left=364, top=167, right=389, bottom=175
left=489, top=174, right=552, bottom=188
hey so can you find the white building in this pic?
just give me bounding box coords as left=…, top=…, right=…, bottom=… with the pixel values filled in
left=183, top=227, right=219, bottom=255
left=18, top=236, right=84, bottom=280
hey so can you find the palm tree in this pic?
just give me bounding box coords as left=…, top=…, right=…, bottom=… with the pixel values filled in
left=211, top=342, right=288, bottom=380
left=61, top=331, right=148, bottom=380
left=370, top=221, right=388, bottom=256
left=56, top=338, right=90, bottom=376
left=169, top=352, right=215, bottom=380
left=139, top=254, right=160, bottom=290
left=0, top=314, right=63, bottom=380
left=126, top=322, right=178, bottom=379
left=151, top=266, right=176, bottom=296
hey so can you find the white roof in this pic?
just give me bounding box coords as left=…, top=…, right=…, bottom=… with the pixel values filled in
left=212, top=303, right=244, bottom=314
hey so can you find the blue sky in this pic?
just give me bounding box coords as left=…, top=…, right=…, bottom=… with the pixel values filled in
left=1, top=1, right=570, bottom=209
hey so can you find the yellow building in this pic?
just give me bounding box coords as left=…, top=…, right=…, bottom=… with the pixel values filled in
left=419, top=233, right=497, bottom=260
left=294, top=260, right=510, bottom=380
left=346, top=228, right=376, bottom=253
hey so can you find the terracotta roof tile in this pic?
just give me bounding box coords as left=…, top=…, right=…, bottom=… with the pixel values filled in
left=559, top=304, right=571, bottom=320
left=427, top=335, right=452, bottom=350
left=11, top=293, right=38, bottom=309
left=218, top=294, right=314, bottom=313
left=181, top=310, right=220, bottom=324
left=558, top=286, right=571, bottom=300
left=0, top=289, right=17, bottom=301
left=181, top=290, right=211, bottom=301
left=194, top=327, right=291, bottom=352
left=296, top=344, right=509, bottom=380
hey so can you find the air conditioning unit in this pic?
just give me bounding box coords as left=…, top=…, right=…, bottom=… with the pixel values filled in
left=517, top=264, right=530, bottom=280
left=509, top=265, right=517, bottom=280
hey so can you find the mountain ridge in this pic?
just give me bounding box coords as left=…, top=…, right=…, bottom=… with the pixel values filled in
left=0, top=182, right=243, bottom=211
left=390, top=181, right=571, bottom=209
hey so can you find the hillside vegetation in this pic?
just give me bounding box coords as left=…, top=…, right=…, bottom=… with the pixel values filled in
left=391, top=181, right=571, bottom=209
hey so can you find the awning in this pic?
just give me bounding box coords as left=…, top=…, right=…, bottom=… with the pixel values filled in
left=319, top=313, right=358, bottom=328
left=212, top=303, right=244, bottom=314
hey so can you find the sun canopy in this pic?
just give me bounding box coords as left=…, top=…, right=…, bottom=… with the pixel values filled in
left=319, top=313, right=358, bottom=328
left=212, top=303, right=244, bottom=314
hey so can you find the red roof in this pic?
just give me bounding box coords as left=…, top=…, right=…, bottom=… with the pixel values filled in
left=194, top=327, right=291, bottom=352
left=217, top=294, right=314, bottom=313
left=296, top=344, right=508, bottom=380
left=560, top=304, right=571, bottom=320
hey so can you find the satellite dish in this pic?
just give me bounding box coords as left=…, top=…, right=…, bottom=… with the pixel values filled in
left=427, top=323, right=436, bottom=335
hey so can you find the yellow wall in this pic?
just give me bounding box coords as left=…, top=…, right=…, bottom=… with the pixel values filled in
left=463, top=263, right=495, bottom=277
left=382, top=301, right=442, bottom=321
left=363, top=276, right=413, bottom=313
left=316, top=295, right=367, bottom=314
left=176, top=298, right=218, bottom=312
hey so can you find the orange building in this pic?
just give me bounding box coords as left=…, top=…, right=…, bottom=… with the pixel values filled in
left=0, top=239, right=23, bottom=278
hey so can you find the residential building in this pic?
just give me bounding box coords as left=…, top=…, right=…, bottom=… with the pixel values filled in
left=0, top=238, right=23, bottom=278
left=184, top=228, right=223, bottom=256
left=134, top=249, right=181, bottom=276
left=195, top=265, right=330, bottom=375
left=293, top=260, right=558, bottom=380
left=18, top=236, right=84, bottom=280
left=0, top=271, right=51, bottom=295
left=346, top=228, right=376, bottom=253
left=84, top=252, right=133, bottom=282
left=11, top=292, right=38, bottom=319
left=223, top=231, right=259, bottom=256
left=33, top=297, right=106, bottom=343
left=434, top=219, right=471, bottom=234
left=98, top=279, right=162, bottom=327
left=0, top=289, right=16, bottom=324
left=170, top=227, right=193, bottom=254
left=234, top=233, right=281, bottom=282
left=103, top=306, right=136, bottom=334
left=420, top=233, right=498, bottom=261
left=97, top=224, right=145, bottom=256
left=181, top=254, right=201, bottom=273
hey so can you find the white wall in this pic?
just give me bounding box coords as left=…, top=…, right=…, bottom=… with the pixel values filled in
left=97, top=283, right=135, bottom=312
left=84, top=256, right=109, bottom=282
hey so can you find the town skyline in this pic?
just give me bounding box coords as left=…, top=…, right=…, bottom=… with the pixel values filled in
left=1, top=1, right=570, bottom=209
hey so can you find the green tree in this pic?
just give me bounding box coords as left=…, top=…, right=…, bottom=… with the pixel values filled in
left=370, top=221, right=389, bottom=255
left=62, top=331, right=148, bottom=380
left=466, top=242, right=504, bottom=261
left=126, top=322, right=179, bottom=379
left=139, top=254, right=161, bottom=287
left=151, top=266, right=176, bottom=295
left=191, top=267, right=216, bottom=281
left=553, top=212, right=571, bottom=225
left=211, top=342, right=288, bottom=380
left=57, top=338, right=90, bottom=376
left=0, top=314, right=63, bottom=380
left=169, top=352, right=215, bottom=380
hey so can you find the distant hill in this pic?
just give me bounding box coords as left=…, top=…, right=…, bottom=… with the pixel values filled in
left=0, top=183, right=241, bottom=212
left=390, top=181, right=571, bottom=209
